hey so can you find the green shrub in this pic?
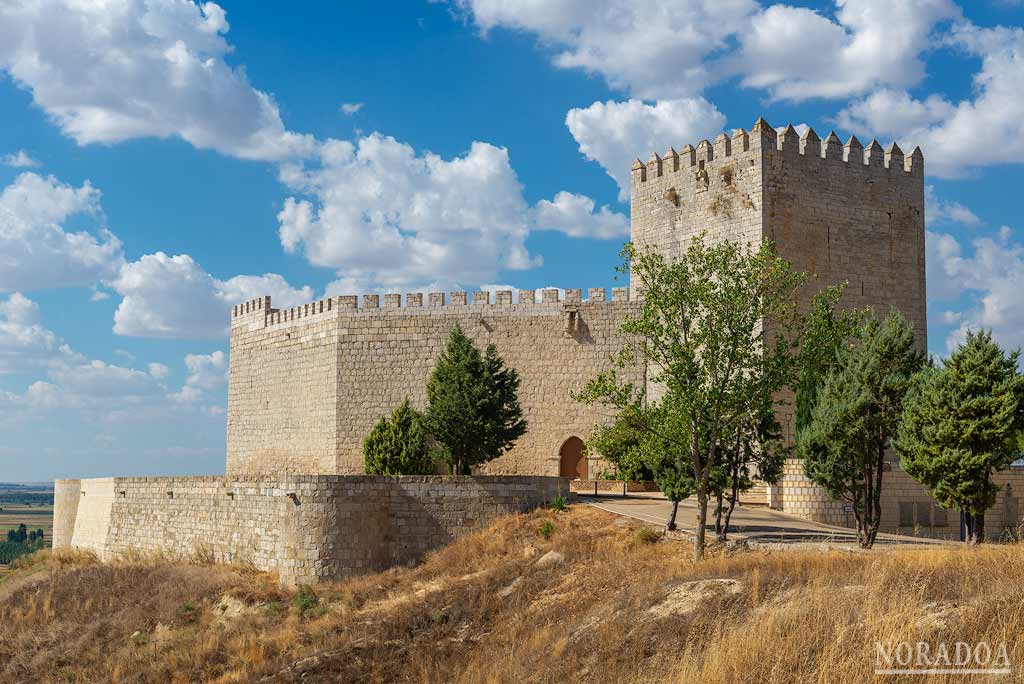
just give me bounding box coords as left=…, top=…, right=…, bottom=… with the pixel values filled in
left=424, top=324, right=527, bottom=474
left=633, top=528, right=661, bottom=545
left=537, top=521, right=555, bottom=540
left=177, top=602, right=198, bottom=622
left=363, top=398, right=433, bottom=476
left=549, top=495, right=568, bottom=513
left=294, top=585, right=324, bottom=617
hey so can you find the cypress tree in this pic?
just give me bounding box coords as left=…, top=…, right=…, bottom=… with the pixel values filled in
left=798, top=312, right=924, bottom=548
left=425, top=324, right=527, bottom=474
left=363, top=398, right=432, bottom=476
left=895, top=331, right=1024, bottom=543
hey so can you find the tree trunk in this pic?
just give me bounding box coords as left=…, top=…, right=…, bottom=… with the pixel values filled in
left=976, top=512, right=986, bottom=544
left=856, top=468, right=871, bottom=549
left=666, top=499, right=679, bottom=532
left=864, top=445, right=885, bottom=549
left=694, top=487, right=708, bottom=561
left=714, top=489, right=725, bottom=541
left=852, top=475, right=868, bottom=548
left=722, top=476, right=740, bottom=542
left=965, top=512, right=977, bottom=545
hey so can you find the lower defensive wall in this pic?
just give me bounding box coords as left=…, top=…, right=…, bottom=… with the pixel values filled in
left=53, top=475, right=572, bottom=585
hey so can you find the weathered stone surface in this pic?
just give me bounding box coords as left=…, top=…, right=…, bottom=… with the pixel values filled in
left=227, top=294, right=641, bottom=477
left=54, top=475, right=573, bottom=586
left=646, top=579, right=743, bottom=619
left=534, top=550, right=565, bottom=569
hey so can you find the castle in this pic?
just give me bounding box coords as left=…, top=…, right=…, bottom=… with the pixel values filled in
left=53, top=118, right=1024, bottom=581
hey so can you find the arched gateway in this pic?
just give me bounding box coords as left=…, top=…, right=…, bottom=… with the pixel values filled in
left=558, top=436, right=588, bottom=480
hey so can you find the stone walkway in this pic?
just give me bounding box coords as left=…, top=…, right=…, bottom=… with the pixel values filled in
left=582, top=493, right=954, bottom=547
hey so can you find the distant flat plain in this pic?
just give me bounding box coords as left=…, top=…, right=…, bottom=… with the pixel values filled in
left=0, top=484, right=54, bottom=579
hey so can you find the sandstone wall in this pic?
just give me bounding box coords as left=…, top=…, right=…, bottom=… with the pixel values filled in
left=780, top=460, right=1024, bottom=541
left=53, top=475, right=571, bottom=585
left=227, top=290, right=642, bottom=476
left=629, top=127, right=765, bottom=266
left=228, top=297, right=340, bottom=474
left=69, top=477, right=116, bottom=556
left=52, top=478, right=81, bottom=549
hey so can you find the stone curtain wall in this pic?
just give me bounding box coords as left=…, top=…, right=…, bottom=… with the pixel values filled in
left=53, top=475, right=571, bottom=585
left=69, top=477, right=117, bottom=552
left=228, top=297, right=340, bottom=474
left=52, top=478, right=82, bottom=548
left=227, top=291, right=642, bottom=476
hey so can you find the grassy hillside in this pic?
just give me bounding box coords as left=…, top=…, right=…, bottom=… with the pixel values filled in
left=0, top=506, right=1022, bottom=683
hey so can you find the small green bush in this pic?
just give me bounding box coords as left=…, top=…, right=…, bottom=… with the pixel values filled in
left=633, top=528, right=661, bottom=545
left=538, top=521, right=555, bottom=540
left=549, top=495, right=568, bottom=513
left=363, top=398, right=433, bottom=476
left=294, top=585, right=325, bottom=617
left=177, top=601, right=198, bottom=622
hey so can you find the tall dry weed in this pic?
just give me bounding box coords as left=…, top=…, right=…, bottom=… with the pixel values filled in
left=0, top=507, right=1021, bottom=683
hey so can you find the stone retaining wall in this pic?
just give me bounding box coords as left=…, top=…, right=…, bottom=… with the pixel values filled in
left=569, top=479, right=660, bottom=494
left=779, top=459, right=1024, bottom=540
left=54, top=475, right=570, bottom=585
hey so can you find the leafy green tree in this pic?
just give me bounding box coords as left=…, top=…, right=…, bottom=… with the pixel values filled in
left=794, top=286, right=865, bottom=438
left=363, top=398, right=433, bottom=476
left=711, top=395, right=787, bottom=541
left=636, top=394, right=698, bottom=531
left=424, top=324, right=527, bottom=475
left=586, top=402, right=655, bottom=482
left=895, top=331, right=1024, bottom=544
left=576, top=237, right=808, bottom=559
left=798, top=312, right=924, bottom=548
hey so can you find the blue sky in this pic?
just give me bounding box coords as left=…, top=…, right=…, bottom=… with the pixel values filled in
left=0, top=0, right=1022, bottom=480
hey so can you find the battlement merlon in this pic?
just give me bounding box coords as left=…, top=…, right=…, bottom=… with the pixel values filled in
left=229, top=287, right=636, bottom=333
left=630, top=117, right=923, bottom=186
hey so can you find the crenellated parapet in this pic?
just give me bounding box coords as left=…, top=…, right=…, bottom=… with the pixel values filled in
left=230, top=287, right=634, bottom=333
left=631, top=116, right=923, bottom=189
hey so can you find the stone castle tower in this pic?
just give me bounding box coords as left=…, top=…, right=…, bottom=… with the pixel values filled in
left=630, top=117, right=927, bottom=521
left=630, top=117, right=926, bottom=346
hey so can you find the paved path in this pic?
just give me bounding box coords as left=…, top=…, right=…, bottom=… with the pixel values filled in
left=583, top=494, right=952, bottom=547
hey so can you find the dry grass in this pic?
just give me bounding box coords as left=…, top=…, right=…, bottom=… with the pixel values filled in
left=1, top=507, right=1023, bottom=683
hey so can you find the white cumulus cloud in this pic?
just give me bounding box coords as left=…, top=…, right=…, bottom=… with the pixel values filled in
left=171, top=350, right=227, bottom=403
left=449, top=0, right=956, bottom=103
left=2, top=150, right=39, bottom=168
left=448, top=0, right=758, bottom=99
left=534, top=191, right=628, bottom=239
left=927, top=228, right=1024, bottom=355
left=278, top=134, right=625, bottom=291
left=734, top=0, right=959, bottom=101
left=0, top=0, right=314, bottom=161
left=111, top=252, right=313, bottom=339
left=0, top=173, right=124, bottom=292
left=835, top=22, right=1024, bottom=178
left=0, top=293, right=233, bottom=423
left=926, top=186, right=981, bottom=228
left=565, top=98, right=727, bottom=198
left=0, top=292, right=71, bottom=373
